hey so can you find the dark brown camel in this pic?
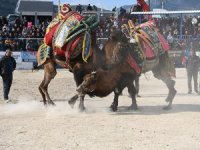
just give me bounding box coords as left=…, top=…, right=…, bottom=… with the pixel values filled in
left=69, top=30, right=140, bottom=111
left=107, top=27, right=177, bottom=110
left=75, top=29, right=176, bottom=111
left=76, top=62, right=138, bottom=111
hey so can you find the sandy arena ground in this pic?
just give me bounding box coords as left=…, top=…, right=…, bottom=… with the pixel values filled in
left=0, top=68, right=200, bottom=150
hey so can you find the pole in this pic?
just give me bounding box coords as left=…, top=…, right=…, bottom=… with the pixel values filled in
left=35, top=12, right=37, bottom=27
left=148, top=0, right=151, bottom=11
left=58, top=0, right=60, bottom=14
left=161, top=0, right=164, bottom=9
left=180, top=13, right=183, bottom=40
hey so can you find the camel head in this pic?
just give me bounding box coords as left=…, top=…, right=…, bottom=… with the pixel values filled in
left=107, top=28, right=130, bottom=64
left=77, top=71, right=97, bottom=94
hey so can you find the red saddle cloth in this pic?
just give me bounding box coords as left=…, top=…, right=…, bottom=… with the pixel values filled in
left=44, top=12, right=83, bottom=57
left=138, top=21, right=169, bottom=60
left=142, top=41, right=155, bottom=60
left=157, top=33, right=169, bottom=51
left=53, top=34, right=83, bottom=58
left=126, top=54, right=141, bottom=74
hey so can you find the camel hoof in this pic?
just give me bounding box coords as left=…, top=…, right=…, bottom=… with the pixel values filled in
left=163, top=105, right=172, bottom=110
left=128, top=104, right=138, bottom=110
left=68, top=102, right=75, bottom=108
left=110, top=103, right=118, bottom=112
left=110, top=105, right=118, bottom=112
left=68, top=100, right=76, bottom=108
left=68, top=95, right=79, bottom=108
left=165, top=89, right=177, bottom=102
left=48, top=101, right=56, bottom=106
left=79, top=107, right=86, bottom=112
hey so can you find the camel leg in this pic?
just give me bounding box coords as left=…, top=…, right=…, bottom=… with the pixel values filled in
left=68, top=94, right=79, bottom=108
left=39, top=80, right=46, bottom=105
left=79, top=94, right=85, bottom=111
left=42, top=74, right=56, bottom=105
left=110, top=88, right=121, bottom=112
left=39, top=60, right=57, bottom=106
left=127, top=81, right=138, bottom=110
left=161, top=77, right=177, bottom=110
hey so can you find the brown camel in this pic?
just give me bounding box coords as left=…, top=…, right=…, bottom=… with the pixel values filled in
left=69, top=30, right=140, bottom=111
left=76, top=62, right=138, bottom=111
left=37, top=31, right=105, bottom=107
left=75, top=28, right=176, bottom=111
left=107, top=23, right=177, bottom=110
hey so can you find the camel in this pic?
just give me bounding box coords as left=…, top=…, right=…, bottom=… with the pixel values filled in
left=74, top=22, right=177, bottom=111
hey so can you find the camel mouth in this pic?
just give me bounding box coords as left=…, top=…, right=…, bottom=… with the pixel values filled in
left=77, top=81, right=96, bottom=94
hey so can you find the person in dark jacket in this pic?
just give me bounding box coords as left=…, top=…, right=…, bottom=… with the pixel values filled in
left=0, top=49, right=16, bottom=101
left=76, top=4, right=83, bottom=14
left=186, top=49, right=200, bottom=94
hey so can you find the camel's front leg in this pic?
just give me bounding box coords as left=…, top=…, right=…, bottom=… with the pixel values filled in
left=79, top=95, right=86, bottom=111
left=68, top=94, right=79, bottom=108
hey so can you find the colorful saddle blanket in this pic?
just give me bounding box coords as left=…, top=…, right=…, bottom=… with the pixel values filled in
left=44, top=11, right=83, bottom=48
left=129, top=20, right=169, bottom=59
left=138, top=21, right=169, bottom=59
left=122, top=20, right=169, bottom=75
left=38, top=13, right=99, bottom=66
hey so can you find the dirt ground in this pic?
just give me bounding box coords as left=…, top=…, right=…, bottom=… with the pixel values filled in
left=0, top=68, right=200, bottom=150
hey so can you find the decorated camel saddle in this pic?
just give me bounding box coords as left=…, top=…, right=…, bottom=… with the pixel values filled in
left=121, top=20, right=171, bottom=74
left=37, top=4, right=98, bottom=66
left=123, top=20, right=169, bottom=59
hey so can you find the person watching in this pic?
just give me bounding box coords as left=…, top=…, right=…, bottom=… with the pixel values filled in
left=0, top=49, right=16, bottom=102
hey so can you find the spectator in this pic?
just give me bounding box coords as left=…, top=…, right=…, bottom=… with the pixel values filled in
left=185, top=49, right=200, bottom=94
left=76, top=4, right=83, bottom=14
left=93, top=5, right=98, bottom=11
left=0, top=33, right=5, bottom=51
left=167, top=31, right=174, bottom=47
left=87, top=4, right=93, bottom=11
left=0, top=49, right=16, bottom=102
left=112, top=6, right=116, bottom=12
left=119, top=7, right=126, bottom=17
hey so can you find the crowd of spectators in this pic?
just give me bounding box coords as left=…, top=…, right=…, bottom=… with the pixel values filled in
left=154, top=16, right=200, bottom=51
left=76, top=4, right=98, bottom=14
left=0, top=16, right=48, bottom=51
left=116, top=8, right=200, bottom=52
left=1, top=4, right=200, bottom=53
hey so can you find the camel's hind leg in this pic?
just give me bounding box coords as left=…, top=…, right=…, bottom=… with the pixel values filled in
left=161, top=77, right=177, bottom=110
left=152, top=53, right=177, bottom=110
left=153, top=70, right=177, bottom=110
left=127, top=78, right=138, bottom=110
left=39, top=60, right=57, bottom=105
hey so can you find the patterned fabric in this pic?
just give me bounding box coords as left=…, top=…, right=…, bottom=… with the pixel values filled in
left=123, top=20, right=174, bottom=76
left=82, top=32, right=92, bottom=62
left=44, top=11, right=83, bottom=48
left=53, top=13, right=83, bottom=48
left=37, top=43, right=52, bottom=66
left=38, top=13, right=98, bottom=66
left=125, top=20, right=169, bottom=59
